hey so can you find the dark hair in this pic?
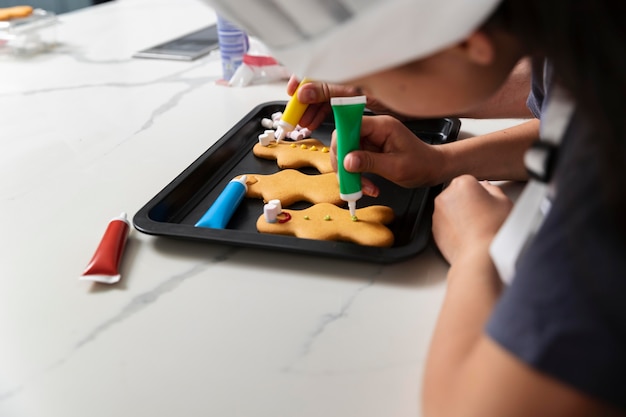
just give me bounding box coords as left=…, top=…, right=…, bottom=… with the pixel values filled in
left=492, top=2, right=624, bottom=131
left=488, top=0, right=626, bottom=225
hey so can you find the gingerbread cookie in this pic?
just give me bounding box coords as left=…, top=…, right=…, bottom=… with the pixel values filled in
left=240, top=170, right=342, bottom=206
left=257, top=202, right=395, bottom=247
left=252, top=138, right=333, bottom=173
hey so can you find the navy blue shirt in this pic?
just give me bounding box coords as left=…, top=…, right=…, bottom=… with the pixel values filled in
left=487, top=62, right=626, bottom=409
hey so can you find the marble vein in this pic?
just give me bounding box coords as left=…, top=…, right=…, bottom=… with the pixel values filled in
left=0, top=60, right=218, bottom=180
left=0, top=246, right=237, bottom=403
left=0, top=58, right=216, bottom=98
left=133, top=75, right=210, bottom=136
left=75, top=255, right=225, bottom=349
left=283, top=267, right=385, bottom=373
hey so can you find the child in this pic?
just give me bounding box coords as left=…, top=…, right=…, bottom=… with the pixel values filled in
left=203, top=0, right=626, bottom=414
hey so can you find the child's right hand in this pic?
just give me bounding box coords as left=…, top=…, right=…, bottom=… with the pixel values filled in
left=330, top=115, right=445, bottom=198
left=287, top=76, right=443, bottom=196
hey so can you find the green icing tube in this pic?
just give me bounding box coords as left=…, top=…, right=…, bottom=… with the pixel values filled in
left=331, top=95, right=366, bottom=216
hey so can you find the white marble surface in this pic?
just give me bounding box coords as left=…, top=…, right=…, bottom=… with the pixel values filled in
left=0, top=1, right=525, bottom=416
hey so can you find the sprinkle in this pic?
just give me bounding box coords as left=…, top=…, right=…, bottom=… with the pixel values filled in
left=290, top=143, right=297, bottom=148
left=351, top=215, right=358, bottom=222
left=310, top=146, right=317, bottom=151
left=300, top=144, right=308, bottom=149
left=321, top=147, right=329, bottom=153
left=324, top=215, right=331, bottom=221
left=304, top=215, right=310, bottom=220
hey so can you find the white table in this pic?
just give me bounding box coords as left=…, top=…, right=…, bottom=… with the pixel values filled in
left=0, top=1, right=524, bottom=415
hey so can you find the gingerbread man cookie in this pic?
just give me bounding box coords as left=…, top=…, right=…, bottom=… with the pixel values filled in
left=240, top=170, right=342, bottom=206
left=257, top=202, right=395, bottom=247
left=252, top=138, right=333, bottom=173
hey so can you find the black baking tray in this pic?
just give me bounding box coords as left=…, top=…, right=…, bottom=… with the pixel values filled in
left=133, top=101, right=460, bottom=263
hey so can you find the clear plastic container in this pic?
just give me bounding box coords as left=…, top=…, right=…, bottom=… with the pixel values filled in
left=0, top=9, right=58, bottom=56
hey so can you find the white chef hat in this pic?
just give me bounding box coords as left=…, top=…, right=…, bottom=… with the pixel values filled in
left=201, top=0, right=503, bottom=83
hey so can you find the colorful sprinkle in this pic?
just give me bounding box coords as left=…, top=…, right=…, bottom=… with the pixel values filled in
left=321, top=147, right=329, bottom=153
left=310, top=146, right=318, bottom=151
left=351, top=215, right=358, bottom=222
left=324, top=215, right=331, bottom=221
left=304, top=215, right=310, bottom=220
left=300, top=144, right=308, bottom=149
left=290, top=143, right=297, bottom=148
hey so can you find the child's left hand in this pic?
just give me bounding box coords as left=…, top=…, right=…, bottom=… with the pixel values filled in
left=432, top=175, right=513, bottom=265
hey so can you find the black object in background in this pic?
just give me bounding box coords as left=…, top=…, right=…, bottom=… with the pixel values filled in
left=133, top=25, right=219, bottom=61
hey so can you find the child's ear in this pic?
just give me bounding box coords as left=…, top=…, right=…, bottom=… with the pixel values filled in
left=459, top=31, right=496, bottom=65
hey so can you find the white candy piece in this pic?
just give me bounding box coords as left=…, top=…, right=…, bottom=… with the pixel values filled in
left=264, top=129, right=276, bottom=139
left=258, top=132, right=273, bottom=146
left=268, top=199, right=282, bottom=212
left=271, top=111, right=283, bottom=121
left=299, top=127, right=312, bottom=138
left=284, top=125, right=313, bottom=141
left=288, top=130, right=305, bottom=141
left=261, top=118, right=274, bottom=129
left=263, top=202, right=280, bottom=223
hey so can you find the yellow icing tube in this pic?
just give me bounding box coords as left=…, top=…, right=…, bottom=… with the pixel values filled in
left=275, top=77, right=311, bottom=141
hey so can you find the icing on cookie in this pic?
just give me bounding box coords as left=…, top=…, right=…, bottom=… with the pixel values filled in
left=256, top=202, right=394, bottom=247
left=252, top=138, right=333, bottom=173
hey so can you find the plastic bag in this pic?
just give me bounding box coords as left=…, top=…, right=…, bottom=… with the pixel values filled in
left=227, top=37, right=290, bottom=87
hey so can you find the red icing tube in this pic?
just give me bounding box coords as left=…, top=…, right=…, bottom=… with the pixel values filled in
left=81, top=212, right=130, bottom=284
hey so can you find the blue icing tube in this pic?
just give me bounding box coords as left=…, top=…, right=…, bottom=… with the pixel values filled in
left=195, top=175, right=248, bottom=229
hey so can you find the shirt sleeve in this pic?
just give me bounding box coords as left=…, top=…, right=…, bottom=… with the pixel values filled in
left=525, top=59, right=554, bottom=119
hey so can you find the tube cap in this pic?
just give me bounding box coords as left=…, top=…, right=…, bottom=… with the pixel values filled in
left=200, top=0, right=502, bottom=82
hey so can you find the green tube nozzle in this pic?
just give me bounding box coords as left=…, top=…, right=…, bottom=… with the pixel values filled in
left=331, top=96, right=366, bottom=216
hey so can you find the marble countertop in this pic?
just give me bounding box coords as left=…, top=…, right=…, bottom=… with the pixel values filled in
left=0, top=1, right=525, bottom=416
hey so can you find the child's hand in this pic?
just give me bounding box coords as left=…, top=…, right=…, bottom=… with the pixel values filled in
left=287, top=75, right=408, bottom=131
left=330, top=115, right=444, bottom=197
left=432, top=175, right=513, bottom=265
